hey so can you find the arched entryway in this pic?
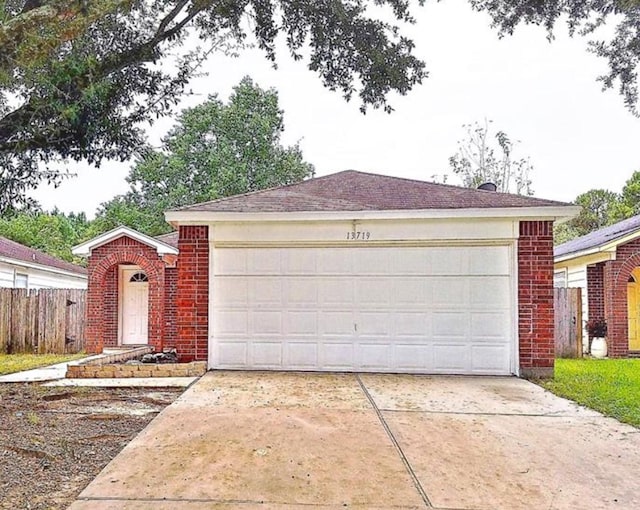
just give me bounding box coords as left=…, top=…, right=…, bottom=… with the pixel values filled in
left=119, top=267, right=150, bottom=345
left=628, top=267, right=640, bottom=351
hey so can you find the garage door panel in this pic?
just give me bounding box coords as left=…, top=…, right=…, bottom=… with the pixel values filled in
left=284, top=311, right=317, bottom=336
left=432, top=312, right=468, bottom=337
left=249, top=249, right=282, bottom=274
left=251, top=311, right=282, bottom=335
left=431, top=248, right=467, bottom=274
left=357, top=312, right=391, bottom=335
left=395, top=313, right=428, bottom=336
left=318, top=249, right=353, bottom=274
left=214, top=249, right=247, bottom=275
left=360, top=343, right=391, bottom=369
left=393, top=279, right=428, bottom=307
left=319, top=312, right=354, bottom=335
left=470, top=278, right=511, bottom=307
left=433, top=344, right=471, bottom=371
left=322, top=343, right=355, bottom=369
left=285, top=343, right=318, bottom=368
left=395, top=344, right=431, bottom=370
left=471, top=312, right=510, bottom=339
left=250, top=342, right=282, bottom=367
left=283, top=249, right=317, bottom=273
left=213, top=278, right=248, bottom=306
left=356, top=279, right=392, bottom=307
left=212, top=245, right=514, bottom=375
left=319, top=278, right=354, bottom=306
left=284, top=280, right=318, bottom=307
left=432, top=279, right=468, bottom=307
left=216, top=341, right=247, bottom=366
left=471, top=345, right=511, bottom=373
left=468, top=246, right=510, bottom=275
left=214, top=311, right=248, bottom=335
left=249, top=278, right=282, bottom=305
left=354, top=248, right=391, bottom=274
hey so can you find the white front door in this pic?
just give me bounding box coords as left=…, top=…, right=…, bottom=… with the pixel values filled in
left=119, top=267, right=149, bottom=345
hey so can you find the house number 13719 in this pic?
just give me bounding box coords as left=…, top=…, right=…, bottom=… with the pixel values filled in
left=346, top=231, right=371, bottom=240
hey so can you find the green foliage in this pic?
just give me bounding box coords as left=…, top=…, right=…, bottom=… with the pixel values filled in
left=0, top=209, right=90, bottom=263
left=554, top=189, right=620, bottom=244
left=555, top=171, right=640, bottom=244
left=541, top=359, right=640, bottom=428
left=95, top=77, right=315, bottom=236
left=470, top=1, right=640, bottom=116
left=0, top=0, right=426, bottom=211
left=610, top=170, right=640, bottom=222
left=448, top=119, right=533, bottom=195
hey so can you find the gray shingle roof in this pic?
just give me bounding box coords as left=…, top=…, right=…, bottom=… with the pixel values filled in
left=155, top=231, right=178, bottom=249
left=0, top=236, right=87, bottom=276
left=169, top=170, right=570, bottom=213
left=554, top=215, right=640, bottom=258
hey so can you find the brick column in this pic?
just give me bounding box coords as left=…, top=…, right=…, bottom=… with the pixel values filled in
left=518, top=221, right=554, bottom=378
left=586, top=263, right=605, bottom=350
left=176, top=226, right=209, bottom=362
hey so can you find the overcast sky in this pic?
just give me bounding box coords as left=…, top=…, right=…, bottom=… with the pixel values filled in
left=33, top=1, right=640, bottom=217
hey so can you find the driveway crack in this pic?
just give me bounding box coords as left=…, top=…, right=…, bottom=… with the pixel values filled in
left=355, top=374, right=432, bottom=508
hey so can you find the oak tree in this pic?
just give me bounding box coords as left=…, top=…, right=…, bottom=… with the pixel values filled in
left=0, top=0, right=426, bottom=211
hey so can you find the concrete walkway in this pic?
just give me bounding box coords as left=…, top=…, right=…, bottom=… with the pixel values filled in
left=0, top=355, right=101, bottom=383
left=70, top=372, right=640, bottom=510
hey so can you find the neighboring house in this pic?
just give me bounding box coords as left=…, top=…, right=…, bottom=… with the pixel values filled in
left=0, top=236, right=87, bottom=290
left=73, top=171, right=578, bottom=377
left=554, top=215, right=640, bottom=358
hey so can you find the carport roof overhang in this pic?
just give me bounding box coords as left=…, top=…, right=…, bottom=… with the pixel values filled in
left=165, top=206, right=581, bottom=227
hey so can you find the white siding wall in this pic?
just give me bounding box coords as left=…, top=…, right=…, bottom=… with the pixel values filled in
left=0, top=261, right=86, bottom=290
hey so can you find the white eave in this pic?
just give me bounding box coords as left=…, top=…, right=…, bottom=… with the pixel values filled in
left=72, top=226, right=179, bottom=257
left=165, top=205, right=581, bottom=226
left=0, top=256, right=87, bottom=279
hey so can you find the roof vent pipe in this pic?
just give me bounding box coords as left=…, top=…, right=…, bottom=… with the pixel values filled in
left=477, top=182, right=497, bottom=192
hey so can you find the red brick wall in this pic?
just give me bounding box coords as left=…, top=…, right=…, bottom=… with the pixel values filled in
left=601, top=238, right=640, bottom=357
left=176, top=226, right=209, bottom=362
left=164, top=266, right=178, bottom=350
left=103, top=266, right=118, bottom=347
left=85, top=236, right=167, bottom=353
left=518, top=221, right=554, bottom=377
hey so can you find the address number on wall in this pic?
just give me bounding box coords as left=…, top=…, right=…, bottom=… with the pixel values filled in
left=346, top=231, right=371, bottom=240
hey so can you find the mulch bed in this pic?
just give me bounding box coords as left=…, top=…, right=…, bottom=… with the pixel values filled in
left=0, top=383, right=182, bottom=509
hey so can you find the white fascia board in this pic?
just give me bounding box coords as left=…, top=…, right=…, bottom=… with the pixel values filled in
left=165, top=205, right=580, bottom=226
left=0, top=256, right=87, bottom=279
left=72, top=226, right=179, bottom=257
left=554, top=248, right=616, bottom=265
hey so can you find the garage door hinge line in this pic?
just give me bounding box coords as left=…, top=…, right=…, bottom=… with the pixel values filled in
left=355, top=374, right=432, bottom=508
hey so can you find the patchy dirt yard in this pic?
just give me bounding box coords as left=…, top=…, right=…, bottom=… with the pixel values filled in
left=0, top=383, right=182, bottom=510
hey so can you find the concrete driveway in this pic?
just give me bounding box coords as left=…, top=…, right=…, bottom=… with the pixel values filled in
left=70, top=372, right=640, bottom=510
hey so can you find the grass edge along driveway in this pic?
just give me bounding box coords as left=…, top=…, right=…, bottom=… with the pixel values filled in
left=0, top=353, right=86, bottom=376
left=541, top=358, right=640, bottom=428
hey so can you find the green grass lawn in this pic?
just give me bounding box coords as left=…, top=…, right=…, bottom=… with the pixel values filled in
left=0, top=353, right=87, bottom=376
left=542, top=358, right=640, bottom=428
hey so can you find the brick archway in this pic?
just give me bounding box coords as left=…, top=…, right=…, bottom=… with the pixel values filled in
left=86, top=238, right=166, bottom=353
left=607, top=252, right=640, bottom=357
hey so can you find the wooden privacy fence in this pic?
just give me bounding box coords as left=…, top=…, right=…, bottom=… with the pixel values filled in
left=554, top=287, right=583, bottom=358
left=0, top=289, right=86, bottom=354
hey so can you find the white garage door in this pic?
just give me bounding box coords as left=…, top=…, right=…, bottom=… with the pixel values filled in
left=211, top=245, right=514, bottom=375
